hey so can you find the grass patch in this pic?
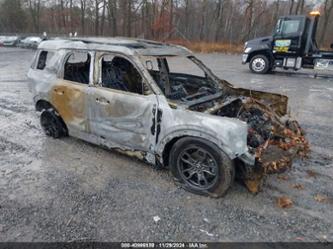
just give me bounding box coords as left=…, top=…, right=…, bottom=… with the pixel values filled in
left=164, top=39, right=244, bottom=54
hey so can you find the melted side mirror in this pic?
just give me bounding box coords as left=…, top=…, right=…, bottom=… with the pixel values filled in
left=145, top=60, right=153, bottom=70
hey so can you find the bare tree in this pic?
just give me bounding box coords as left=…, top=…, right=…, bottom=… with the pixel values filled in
left=214, top=0, right=225, bottom=42
left=127, top=0, right=132, bottom=36
left=1, top=0, right=333, bottom=49
left=319, top=0, right=333, bottom=46
left=107, top=0, right=117, bottom=36
left=0, top=0, right=27, bottom=32
left=184, top=0, right=190, bottom=37
left=94, top=0, right=101, bottom=35
left=69, top=0, right=73, bottom=32
left=289, top=0, right=295, bottom=15
left=199, top=0, right=208, bottom=41
left=273, top=0, right=280, bottom=24
left=100, top=0, right=106, bottom=35
left=80, top=0, right=87, bottom=35
left=244, top=0, right=254, bottom=42
left=295, top=0, right=304, bottom=15
left=27, top=0, right=41, bottom=32
left=141, top=0, right=147, bottom=38
left=60, top=0, right=66, bottom=31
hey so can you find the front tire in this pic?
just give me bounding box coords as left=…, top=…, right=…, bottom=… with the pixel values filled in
left=249, top=54, right=271, bottom=74
left=169, top=137, right=234, bottom=198
left=40, top=109, right=67, bottom=138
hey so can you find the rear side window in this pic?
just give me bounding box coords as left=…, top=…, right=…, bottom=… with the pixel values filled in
left=64, top=51, right=91, bottom=84
left=36, top=51, right=54, bottom=70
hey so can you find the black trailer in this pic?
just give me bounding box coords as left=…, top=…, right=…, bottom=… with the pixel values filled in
left=242, top=11, right=333, bottom=74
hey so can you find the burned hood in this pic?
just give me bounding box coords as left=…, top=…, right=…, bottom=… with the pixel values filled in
left=224, top=81, right=288, bottom=116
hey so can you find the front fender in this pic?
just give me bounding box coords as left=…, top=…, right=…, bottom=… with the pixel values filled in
left=245, top=49, right=273, bottom=63
left=156, top=115, right=249, bottom=163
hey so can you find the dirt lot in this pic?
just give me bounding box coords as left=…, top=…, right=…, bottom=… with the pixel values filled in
left=0, top=47, right=332, bottom=242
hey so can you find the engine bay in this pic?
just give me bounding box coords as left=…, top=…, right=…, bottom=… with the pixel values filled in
left=148, top=70, right=220, bottom=103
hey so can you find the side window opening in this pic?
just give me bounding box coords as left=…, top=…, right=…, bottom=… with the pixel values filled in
left=100, top=55, right=144, bottom=95
left=31, top=51, right=39, bottom=69
left=36, top=51, right=54, bottom=70
left=279, top=20, right=300, bottom=36
left=64, top=51, right=90, bottom=84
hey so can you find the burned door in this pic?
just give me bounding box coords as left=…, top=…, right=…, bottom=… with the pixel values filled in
left=88, top=53, right=158, bottom=152
left=50, top=51, right=92, bottom=132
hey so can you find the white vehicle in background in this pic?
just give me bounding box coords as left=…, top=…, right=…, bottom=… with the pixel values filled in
left=18, top=36, right=42, bottom=49
left=2, top=36, right=20, bottom=47
left=0, top=36, right=7, bottom=46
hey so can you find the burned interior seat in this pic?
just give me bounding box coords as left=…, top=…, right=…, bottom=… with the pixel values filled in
left=101, top=56, right=142, bottom=94
left=102, top=62, right=128, bottom=91
left=64, top=54, right=90, bottom=84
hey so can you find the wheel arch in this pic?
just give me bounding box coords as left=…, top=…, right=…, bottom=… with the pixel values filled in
left=161, top=135, right=185, bottom=168
left=247, top=49, right=274, bottom=65
left=35, top=99, right=54, bottom=112
left=35, top=99, right=68, bottom=134
left=158, top=131, right=235, bottom=168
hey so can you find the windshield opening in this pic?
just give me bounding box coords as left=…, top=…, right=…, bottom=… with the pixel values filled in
left=141, top=55, right=221, bottom=103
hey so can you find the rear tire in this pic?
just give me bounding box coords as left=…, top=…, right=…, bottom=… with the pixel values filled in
left=40, top=109, right=67, bottom=138
left=249, top=54, right=271, bottom=74
left=169, top=137, right=234, bottom=198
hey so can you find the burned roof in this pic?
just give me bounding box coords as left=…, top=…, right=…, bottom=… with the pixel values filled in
left=38, top=37, right=192, bottom=57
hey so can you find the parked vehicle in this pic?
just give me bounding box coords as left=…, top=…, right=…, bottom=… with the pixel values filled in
left=28, top=38, right=308, bottom=197
left=18, top=36, right=42, bottom=49
left=0, top=36, right=7, bottom=46
left=17, top=37, right=29, bottom=48
left=242, top=11, right=333, bottom=74
left=2, top=36, right=20, bottom=47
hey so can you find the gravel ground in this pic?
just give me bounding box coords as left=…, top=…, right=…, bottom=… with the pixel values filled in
left=0, top=47, right=332, bottom=242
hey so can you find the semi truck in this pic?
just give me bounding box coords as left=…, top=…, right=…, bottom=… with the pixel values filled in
left=242, top=11, right=333, bottom=74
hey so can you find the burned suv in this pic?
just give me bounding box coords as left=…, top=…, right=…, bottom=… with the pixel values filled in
left=28, top=38, right=308, bottom=197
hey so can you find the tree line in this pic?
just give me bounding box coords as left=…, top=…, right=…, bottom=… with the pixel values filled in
left=0, top=0, right=332, bottom=47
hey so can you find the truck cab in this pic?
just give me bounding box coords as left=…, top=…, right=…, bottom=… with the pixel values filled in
left=242, top=12, right=333, bottom=74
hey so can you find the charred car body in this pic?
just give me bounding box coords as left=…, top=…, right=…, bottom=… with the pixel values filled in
left=28, top=38, right=308, bottom=197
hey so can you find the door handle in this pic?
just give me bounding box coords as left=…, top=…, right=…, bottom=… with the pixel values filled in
left=54, top=88, right=64, bottom=95
left=96, top=97, right=110, bottom=105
